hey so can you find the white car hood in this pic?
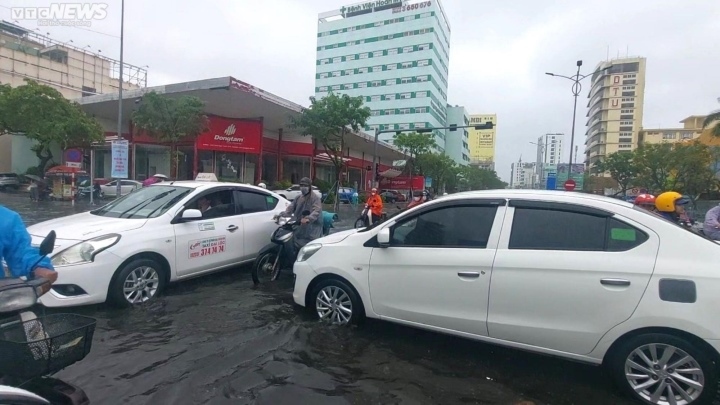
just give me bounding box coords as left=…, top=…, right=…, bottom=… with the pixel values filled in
left=316, top=228, right=359, bottom=245
left=27, top=212, right=148, bottom=242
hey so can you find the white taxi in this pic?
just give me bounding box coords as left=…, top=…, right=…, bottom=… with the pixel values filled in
left=27, top=177, right=290, bottom=308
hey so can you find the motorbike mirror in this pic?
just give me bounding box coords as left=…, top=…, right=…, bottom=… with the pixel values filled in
left=302, top=210, right=311, bottom=216
left=39, top=230, right=56, bottom=256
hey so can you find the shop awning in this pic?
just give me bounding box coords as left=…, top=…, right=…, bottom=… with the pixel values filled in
left=379, top=168, right=403, bottom=178
left=45, top=165, right=87, bottom=176
left=315, top=153, right=351, bottom=163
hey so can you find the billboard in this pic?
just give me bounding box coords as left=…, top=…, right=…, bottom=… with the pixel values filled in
left=555, top=164, right=585, bottom=190
left=469, top=114, right=496, bottom=162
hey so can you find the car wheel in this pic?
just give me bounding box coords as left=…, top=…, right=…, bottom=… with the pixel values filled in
left=109, top=258, right=166, bottom=307
left=311, top=278, right=364, bottom=326
left=609, top=333, right=718, bottom=405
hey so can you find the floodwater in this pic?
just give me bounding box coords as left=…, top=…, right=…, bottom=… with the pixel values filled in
left=1, top=191, right=635, bottom=405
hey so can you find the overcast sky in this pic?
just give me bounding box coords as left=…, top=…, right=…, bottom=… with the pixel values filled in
left=2, top=0, right=719, bottom=181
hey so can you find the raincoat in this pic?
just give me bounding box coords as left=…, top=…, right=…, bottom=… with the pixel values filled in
left=0, top=205, right=53, bottom=278
left=285, top=192, right=323, bottom=247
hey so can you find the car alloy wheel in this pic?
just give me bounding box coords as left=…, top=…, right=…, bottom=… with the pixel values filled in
left=316, top=285, right=353, bottom=325
left=624, top=343, right=705, bottom=404
left=123, top=266, right=160, bottom=304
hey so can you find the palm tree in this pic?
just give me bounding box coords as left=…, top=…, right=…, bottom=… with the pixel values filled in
left=704, top=98, right=720, bottom=137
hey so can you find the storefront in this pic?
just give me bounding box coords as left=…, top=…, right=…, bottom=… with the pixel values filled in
left=193, top=116, right=263, bottom=183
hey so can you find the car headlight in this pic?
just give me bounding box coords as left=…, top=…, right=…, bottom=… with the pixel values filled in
left=51, top=234, right=121, bottom=267
left=297, top=243, right=322, bottom=262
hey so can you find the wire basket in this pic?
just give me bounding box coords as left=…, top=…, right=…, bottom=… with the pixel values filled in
left=0, top=313, right=96, bottom=379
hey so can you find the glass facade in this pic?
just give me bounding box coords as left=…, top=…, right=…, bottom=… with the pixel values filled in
left=316, top=0, right=451, bottom=150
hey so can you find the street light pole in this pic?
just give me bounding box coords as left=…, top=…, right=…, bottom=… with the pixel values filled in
left=115, top=0, right=125, bottom=199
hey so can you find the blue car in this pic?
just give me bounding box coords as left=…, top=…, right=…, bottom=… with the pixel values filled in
left=322, top=187, right=356, bottom=204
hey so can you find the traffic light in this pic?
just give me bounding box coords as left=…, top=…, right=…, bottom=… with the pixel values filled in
left=449, top=124, right=458, bottom=131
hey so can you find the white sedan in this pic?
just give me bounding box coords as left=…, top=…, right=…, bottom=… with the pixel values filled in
left=275, top=184, right=321, bottom=201
left=101, top=180, right=143, bottom=197
left=293, top=189, right=720, bottom=405
left=27, top=181, right=290, bottom=308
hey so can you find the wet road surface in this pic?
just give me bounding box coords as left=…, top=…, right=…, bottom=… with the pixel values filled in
left=1, top=191, right=636, bottom=405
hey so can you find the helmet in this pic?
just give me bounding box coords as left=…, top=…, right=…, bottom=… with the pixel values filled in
left=655, top=191, right=690, bottom=212
left=371, top=187, right=377, bottom=192
left=258, top=182, right=267, bottom=189
left=633, top=194, right=655, bottom=206
left=299, top=177, right=312, bottom=186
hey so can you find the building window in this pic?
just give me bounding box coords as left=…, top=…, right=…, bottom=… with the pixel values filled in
left=332, top=71, right=341, bottom=77
left=344, top=69, right=354, bottom=75
left=385, top=109, right=396, bottom=115
left=373, top=65, right=383, bottom=72
left=331, top=85, right=341, bottom=91
left=416, top=91, right=428, bottom=98
left=618, top=144, right=632, bottom=149
left=621, top=109, right=634, bottom=113
left=344, top=84, right=353, bottom=89
left=387, top=64, right=397, bottom=70
left=388, top=48, right=398, bottom=55
left=358, top=82, right=367, bottom=88
left=416, top=75, right=429, bottom=82
left=415, top=122, right=426, bottom=128
left=358, top=67, right=369, bottom=74
left=620, top=121, right=633, bottom=125
left=332, top=57, right=342, bottom=63
left=400, top=77, right=413, bottom=84
left=320, top=59, right=330, bottom=65
left=385, top=94, right=396, bottom=100
left=346, top=54, right=356, bottom=61
left=371, top=95, right=381, bottom=102
left=372, top=81, right=382, bottom=87
left=371, top=110, right=380, bottom=116
left=663, top=133, right=677, bottom=140
left=399, top=108, right=411, bottom=114
left=621, top=98, right=635, bottom=102
left=417, top=59, right=430, bottom=66
left=375, top=21, right=384, bottom=27
left=318, top=86, right=328, bottom=92
left=359, top=53, right=369, bottom=59
left=373, top=50, right=384, bottom=57
left=401, top=61, right=413, bottom=69
left=415, top=107, right=428, bottom=113
left=401, top=93, right=412, bottom=99
left=386, top=78, right=397, bottom=86
left=319, top=73, right=329, bottom=79
left=418, top=43, right=430, bottom=50
left=403, top=46, right=414, bottom=53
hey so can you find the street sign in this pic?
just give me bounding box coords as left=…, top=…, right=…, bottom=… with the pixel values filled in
left=564, top=179, right=577, bottom=191
left=111, top=140, right=129, bottom=179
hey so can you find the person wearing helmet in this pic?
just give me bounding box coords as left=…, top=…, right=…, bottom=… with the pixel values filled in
left=407, top=189, right=429, bottom=209
left=282, top=177, right=322, bottom=251
left=365, top=187, right=384, bottom=224
left=633, top=194, right=656, bottom=212
left=257, top=182, right=267, bottom=189
left=654, top=191, right=690, bottom=224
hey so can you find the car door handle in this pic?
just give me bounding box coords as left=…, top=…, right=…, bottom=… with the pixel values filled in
left=601, top=278, right=631, bottom=286
left=227, top=225, right=239, bottom=232
left=458, top=272, right=480, bottom=278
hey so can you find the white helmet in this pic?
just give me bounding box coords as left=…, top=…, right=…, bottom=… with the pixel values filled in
left=258, top=182, right=267, bottom=189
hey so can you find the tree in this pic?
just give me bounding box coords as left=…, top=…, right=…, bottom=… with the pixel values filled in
left=454, top=165, right=507, bottom=191
left=291, top=92, right=370, bottom=210
left=703, top=111, right=720, bottom=137
left=634, top=144, right=677, bottom=193
left=594, top=152, right=640, bottom=196
left=392, top=131, right=436, bottom=194
left=132, top=91, right=209, bottom=178
left=0, top=79, right=104, bottom=172
left=416, top=153, right=456, bottom=192
left=670, top=142, right=717, bottom=200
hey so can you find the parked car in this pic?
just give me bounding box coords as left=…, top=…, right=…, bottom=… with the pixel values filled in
left=336, top=187, right=356, bottom=203
left=101, top=180, right=143, bottom=197
left=293, top=189, right=720, bottom=405
left=0, top=173, right=20, bottom=191
left=380, top=189, right=407, bottom=203
left=26, top=181, right=291, bottom=308
left=275, top=184, right=322, bottom=201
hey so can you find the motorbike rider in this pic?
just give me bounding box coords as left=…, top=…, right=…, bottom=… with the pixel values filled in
left=703, top=203, right=720, bottom=240
left=407, top=189, right=429, bottom=208
left=258, top=182, right=267, bottom=189
left=281, top=177, right=322, bottom=253
left=654, top=191, right=691, bottom=225
left=0, top=205, right=57, bottom=293
left=633, top=194, right=657, bottom=212
left=365, top=188, right=384, bottom=224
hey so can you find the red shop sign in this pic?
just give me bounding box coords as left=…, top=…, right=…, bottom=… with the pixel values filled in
left=379, top=176, right=425, bottom=189
left=196, top=117, right=262, bottom=153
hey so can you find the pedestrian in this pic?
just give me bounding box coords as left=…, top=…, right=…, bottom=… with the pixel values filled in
left=704, top=203, right=720, bottom=240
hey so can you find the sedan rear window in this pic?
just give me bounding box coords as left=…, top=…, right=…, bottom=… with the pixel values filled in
left=91, top=185, right=193, bottom=219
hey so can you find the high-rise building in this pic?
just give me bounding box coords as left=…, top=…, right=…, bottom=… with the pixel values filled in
left=315, top=0, right=451, bottom=150
left=510, top=157, right=535, bottom=189
left=584, top=56, right=647, bottom=169
left=444, top=105, right=470, bottom=165
left=468, top=114, right=496, bottom=168
left=536, top=133, right=564, bottom=166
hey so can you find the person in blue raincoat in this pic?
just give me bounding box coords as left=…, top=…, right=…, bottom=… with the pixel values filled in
left=0, top=205, right=57, bottom=289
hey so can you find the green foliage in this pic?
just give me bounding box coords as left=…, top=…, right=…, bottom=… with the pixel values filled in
left=313, top=178, right=332, bottom=193
left=131, top=91, right=209, bottom=144
left=416, top=152, right=456, bottom=191
left=291, top=92, right=370, bottom=210
left=594, top=151, right=640, bottom=194
left=392, top=132, right=436, bottom=177
left=703, top=112, right=720, bottom=137
left=272, top=179, right=292, bottom=190
left=0, top=79, right=104, bottom=173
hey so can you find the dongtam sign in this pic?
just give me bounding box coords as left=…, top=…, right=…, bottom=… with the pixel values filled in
left=340, top=0, right=404, bottom=17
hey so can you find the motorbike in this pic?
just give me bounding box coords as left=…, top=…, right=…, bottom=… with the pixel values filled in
left=30, top=186, right=56, bottom=202
left=0, top=231, right=96, bottom=405
left=76, top=185, right=103, bottom=200
left=251, top=211, right=310, bottom=284
left=354, top=206, right=373, bottom=229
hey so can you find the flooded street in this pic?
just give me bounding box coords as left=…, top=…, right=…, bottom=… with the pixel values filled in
left=1, top=192, right=635, bottom=405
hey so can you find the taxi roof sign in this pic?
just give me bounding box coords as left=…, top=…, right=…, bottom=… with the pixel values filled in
left=195, top=173, right=218, bottom=182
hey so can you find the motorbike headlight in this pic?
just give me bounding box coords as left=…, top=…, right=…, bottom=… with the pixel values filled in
left=0, top=286, right=37, bottom=313
left=297, top=243, right=322, bottom=262
left=51, top=234, right=121, bottom=267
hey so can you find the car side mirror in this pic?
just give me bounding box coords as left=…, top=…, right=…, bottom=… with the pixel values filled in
left=377, top=227, right=391, bottom=247
left=181, top=209, right=203, bottom=220
left=39, top=231, right=56, bottom=256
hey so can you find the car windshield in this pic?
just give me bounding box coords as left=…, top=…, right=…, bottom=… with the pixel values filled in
left=90, top=185, right=193, bottom=219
